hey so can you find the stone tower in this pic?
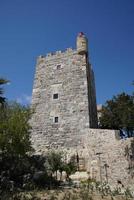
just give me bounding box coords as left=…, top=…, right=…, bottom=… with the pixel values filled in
left=31, top=33, right=98, bottom=152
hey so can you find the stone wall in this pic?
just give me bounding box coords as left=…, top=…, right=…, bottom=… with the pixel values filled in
left=31, top=49, right=88, bottom=150
left=30, top=125, right=134, bottom=188
left=74, top=129, right=134, bottom=189
left=31, top=46, right=98, bottom=152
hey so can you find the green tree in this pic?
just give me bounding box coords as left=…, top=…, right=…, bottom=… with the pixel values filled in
left=46, top=151, right=77, bottom=181
left=0, top=78, right=9, bottom=106
left=100, top=92, right=134, bottom=130
left=64, top=155, right=77, bottom=181
left=132, top=81, right=134, bottom=96
left=0, top=102, right=33, bottom=156
left=46, top=151, right=63, bottom=180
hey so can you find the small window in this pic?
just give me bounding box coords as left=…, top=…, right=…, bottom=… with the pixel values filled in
left=53, top=93, right=58, bottom=99
left=54, top=117, right=58, bottom=123
left=57, top=64, right=61, bottom=69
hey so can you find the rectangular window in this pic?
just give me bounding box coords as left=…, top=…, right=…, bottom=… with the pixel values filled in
left=53, top=93, right=58, bottom=99
left=54, top=117, right=58, bottom=123
left=57, top=64, right=61, bottom=69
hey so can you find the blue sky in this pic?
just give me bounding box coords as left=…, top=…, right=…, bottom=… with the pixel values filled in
left=0, top=0, right=134, bottom=105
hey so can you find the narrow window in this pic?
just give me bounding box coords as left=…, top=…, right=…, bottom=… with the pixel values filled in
left=54, top=117, right=58, bottom=123
left=53, top=93, right=58, bottom=99
left=57, top=64, right=61, bottom=69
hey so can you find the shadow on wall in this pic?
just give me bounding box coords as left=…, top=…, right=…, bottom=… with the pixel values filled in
left=120, top=129, right=134, bottom=139
left=125, top=138, right=134, bottom=178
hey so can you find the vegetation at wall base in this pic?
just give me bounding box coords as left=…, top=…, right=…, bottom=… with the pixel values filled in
left=0, top=77, right=77, bottom=194
left=1, top=183, right=133, bottom=200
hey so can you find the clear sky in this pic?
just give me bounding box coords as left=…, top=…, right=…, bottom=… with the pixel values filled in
left=0, top=0, right=134, bottom=105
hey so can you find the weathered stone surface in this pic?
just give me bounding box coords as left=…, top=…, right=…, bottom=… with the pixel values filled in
left=30, top=33, right=134, bottom=189
left=31, top=33, right=98, bottom=152
left=82, top=129, right=134, bottom=189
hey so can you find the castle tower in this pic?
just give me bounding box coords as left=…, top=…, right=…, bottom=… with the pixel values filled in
left=76, top=32, right=88, bottom=54
left=31, top=33, right=98, bottom=152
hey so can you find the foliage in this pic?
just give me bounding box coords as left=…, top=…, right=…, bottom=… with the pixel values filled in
left=79, top=188, right=93, bottom=200
left=0, top=153, right=52, bottom=192
left=124, top=187, right=133, bottom=199
left=0, top=102, right=37, bottom=192
left=100, top=92, right=134, bottom=130
left=11, top=192, right=40, bottom=200
left=46, top=151, right=64, bottom=179
left=0, top=102, right=33, bottom=156
left=1, top=183, right=134, bottom=199
left=0, top=78, right=9, bottom=106
left=46, top=151, right=77, bottom=181
left=64, top=155, right=77, bottom=181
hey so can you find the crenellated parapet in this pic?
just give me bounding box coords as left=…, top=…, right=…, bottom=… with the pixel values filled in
left=37, top=48, right=76, bottom=63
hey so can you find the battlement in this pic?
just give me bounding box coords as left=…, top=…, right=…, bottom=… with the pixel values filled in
left=37, top=32, right=89, bottom=62
left=37, top=47, right=76, bottom=61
